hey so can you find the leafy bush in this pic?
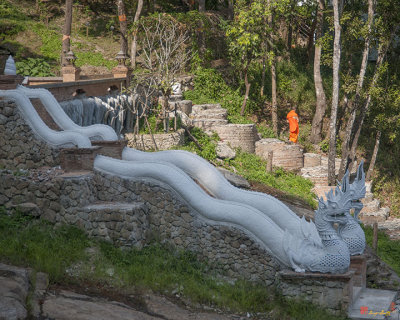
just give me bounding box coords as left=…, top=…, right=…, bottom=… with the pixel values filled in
left=16, top=58, right=55, bottom=77
left=172, top=127, right=219, bottom=161
left=183, top=67, right=252, bottom=124
left=256, top=124, right=277, bottom=139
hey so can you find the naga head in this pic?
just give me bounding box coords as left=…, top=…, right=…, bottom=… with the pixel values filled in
left=316, top=186, right=352, bottom=225
left=339, top=161, right=366, bottom=219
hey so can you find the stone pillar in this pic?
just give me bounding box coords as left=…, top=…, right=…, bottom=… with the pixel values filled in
left=62, top=65, right=81, bottom=82
left=112, top=65, right=132, bottom=84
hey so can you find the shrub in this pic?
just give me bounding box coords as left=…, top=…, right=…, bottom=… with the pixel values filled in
left=16, top=58, right=55, bottom=77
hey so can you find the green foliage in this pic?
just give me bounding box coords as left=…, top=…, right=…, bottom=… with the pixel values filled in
left=183, top=67, right=252, bottom=123
left=74, top=52, right=117, bottom=70
left=0, top=0, right=28, bottom=36
left=172, top=127, right=218, bottom=161
left=256, top=124, right=277, bottom=139
left=138, top=113, right=182, bottom=135
left=226, top=150, right=316, bottom=208
left=0, top=204, right=349, bottom=318
left=31, top=24, right=62, bottom=61
left=364, top=225, right=400, bottom=275
left=16, top=58, right=55, bottom=77
left=319, top=136, right=342, bottom=156
left=0, top=211, right=89, bottom=282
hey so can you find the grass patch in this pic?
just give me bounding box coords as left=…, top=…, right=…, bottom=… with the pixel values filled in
left=0, top=210, right=89, bottom=282
left=75, top=51, right=117, bottom=70
left=226, top=150, right=316, bottom=208
left=0, top=0, right=29, bottom=36
left=363, top=225, right=400, bottom=275
left=0, top=208, right=348, bottom=318
left=171, top=126, right=316, bottom=207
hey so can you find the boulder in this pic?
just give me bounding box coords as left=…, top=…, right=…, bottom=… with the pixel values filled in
left=216, top=142, right=236, bottom=159
left=217, top=168, right=250, bottom=189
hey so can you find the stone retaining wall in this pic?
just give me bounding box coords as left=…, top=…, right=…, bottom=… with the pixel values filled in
left=0, top=99, right=60, bottom=170
left=277, top=270, right=355, bottom=315
left=0, top=169, right=280, bottom=285
left=125, top=129, right=185, bottom=151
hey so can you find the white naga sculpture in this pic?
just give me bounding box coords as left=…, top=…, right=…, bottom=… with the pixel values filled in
left=2, top=84, right=367, bottom=273
left=122, top=148, right=322, bottom=247
left=16, top=86, right=118, bottom=141
left=95, top=152, right=362, bottom=273
left=0, top=89, right=92, bottom=148
left=337, top=162, right=367, bottom=255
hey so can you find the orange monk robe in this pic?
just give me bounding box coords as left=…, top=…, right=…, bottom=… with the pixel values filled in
left=286, top=110, right=299, bottom=143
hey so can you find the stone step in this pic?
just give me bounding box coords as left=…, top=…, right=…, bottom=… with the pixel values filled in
left=363, top=192, right=374, bottom=202
left=190, top=109, right=227, bottom=120
left=360, top=207, right=390, bottom=225
left=312, top=185, right=335, bottom=199
left=191, top=104, right=223, bottom=112
left=192, top=118, right=229, bottom=132
left=377, top=218, right=400, bottom=240
left=362, top=199, right=381, bottom=213
left=300, top=166, right=329, bottom=187
left=348, top=288, right=397, bottom=320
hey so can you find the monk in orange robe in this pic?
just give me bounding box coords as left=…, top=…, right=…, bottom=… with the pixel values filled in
left=286, top=109, right=299, bottom=143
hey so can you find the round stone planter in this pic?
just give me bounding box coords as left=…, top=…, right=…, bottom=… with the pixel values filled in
left=213, top=124, right=257, bottom=153
left=255, top=138, right=304, bottom=171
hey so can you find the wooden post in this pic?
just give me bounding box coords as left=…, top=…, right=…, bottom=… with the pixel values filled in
left=373, top=222, right=378, bottom=252
left=62, top=0, right=73, bottom=66
left=266, top=151, right=273, bottom=172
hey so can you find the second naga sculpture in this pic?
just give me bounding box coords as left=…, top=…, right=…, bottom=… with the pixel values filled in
left=337, top=161, right=367, bottom=256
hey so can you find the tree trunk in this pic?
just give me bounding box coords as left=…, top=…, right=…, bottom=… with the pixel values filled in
left=328, top=0, right=342, bottom=186
left=261, top=57, right=266, bottom=97
left=307, top=8, right=318, bottom=62
left=338, top=0, right=374, bottom=180
left=117, top=0, right=128, bottom=56
left=240, top=64, right=251, bottom=116
left=271, top=54, right=278, bottom=136
left=62, top=0, right=73, bottom=66
left=197, top=0, right=206, bottom=57
left=366, top=131, right=381, bottom=181
left=131, top=0, right=144, bottom=68
left=310, top=0, right=326, bottom=144
left=347, top=36, right=391, bottom=173
left=198, top=0, right=205, bottom=11
left=227, top=0, right=234, bottom=20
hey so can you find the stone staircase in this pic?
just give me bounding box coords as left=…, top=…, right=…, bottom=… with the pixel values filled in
left=190, top=103, right=228, bottom=133
left=300, top=154, right=399, bottom=239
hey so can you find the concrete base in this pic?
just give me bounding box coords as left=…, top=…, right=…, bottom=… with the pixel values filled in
left=59, top=147, right=101, bottom=172
left=348, top=288, right=397, bottom=319
left=350, top=255, right=367, bottom=288
left=92, top=140, right=127, bottom=159
left=62, top=66, right=81, bottom=82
